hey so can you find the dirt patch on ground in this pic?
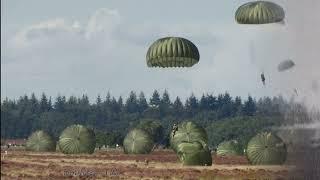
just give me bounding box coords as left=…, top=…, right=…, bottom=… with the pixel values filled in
left=1, top=149, right=296, bottom=179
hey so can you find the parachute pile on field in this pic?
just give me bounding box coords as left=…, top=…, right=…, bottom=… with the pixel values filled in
left=246, top=132, right=287, bottom=165
left=278, top=60, right=295, bottom=72
left=170, top=121, right=212, bottom=166
left=170, top=121, right=208, bottom=151
left=58, top=124, right=96, bottom=154
left=216, top=140, right=243, bottom=156
left=123, top=128, right=154, bottom=154
left=26, top=130, right=56, bottom=152
left=176, top=141, right=212, bottom=166
left=235, top=1, right=285, bottom=24
left=146, top=37, right=200, bottom=68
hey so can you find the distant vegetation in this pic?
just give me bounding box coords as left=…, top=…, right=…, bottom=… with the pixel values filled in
left=1, top=90, right=309, bottom=148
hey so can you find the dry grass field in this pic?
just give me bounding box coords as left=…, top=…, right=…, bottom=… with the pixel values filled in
left=1, top=148, right=297, bottom=180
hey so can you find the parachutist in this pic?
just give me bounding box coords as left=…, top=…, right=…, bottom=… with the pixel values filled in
left=172, top=124, right=178, bottom=137
left=261, top=73, right=266, bottom=86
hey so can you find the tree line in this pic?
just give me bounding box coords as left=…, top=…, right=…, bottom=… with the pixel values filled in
left=1, top=90, right=301, bottom=148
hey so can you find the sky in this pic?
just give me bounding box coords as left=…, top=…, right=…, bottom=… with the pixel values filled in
left=1, top=0, right=320, bottom=107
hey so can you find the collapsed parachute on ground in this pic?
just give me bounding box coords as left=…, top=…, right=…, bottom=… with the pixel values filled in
left=170, top=121, right=208, bottom=151
left=58, top=124, right=96, bottom=154
left=123, top=128, right=154, bottom=154
left=216, top=140, right=243, bottom=156
left=247, top=132, right=287, bottom=165
left=235, top=1, right=285, bottom=24
left=278, top=60, right=295, bottom=72
left=146, top=37, right=200, bottom=68
left=176, top=141, right=212, bottom=166
left=26, top=130, right=56, bottom=152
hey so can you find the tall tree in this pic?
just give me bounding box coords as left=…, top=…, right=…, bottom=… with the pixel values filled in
left=96, top=95, right=102, bottom=106
left=207, top=94, right=217, bottom=110
left=233, top=96, right=242, bottom=115
left=243, top=96, right=257, bottom=116
left=54, top=95, right=66, bottom=112
left=160, top=90, right=171, bottom=115
left=218, top=92, right=233, bottom=118
left=125, top=91, right=139, bottom=113
left=185, top=94, right=198, bottom=117
left=199, top=94, right=209, bottom=111
left=40, top=93, right=50, bottom=112
left=173, top=97, right=184, bottom=117
left=150, top=90, right=161, bottom=107
left=138, top=92, right=148, bottom=113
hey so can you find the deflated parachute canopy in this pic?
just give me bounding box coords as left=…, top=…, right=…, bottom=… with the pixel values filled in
left=26, top=130, right=56, bottom=152
left=123, top=128, right=154, bottom=154
left=170, top=121, right=208, bottom=152
left=58, top=124, right=96, bottom=154
left=176, top=141, right=212, bottom=166
left=247, top=132, right=287, bottom=165
left=278, top=60, right=295, bottom=72
left=235, top=1, right=285, bottom=24
left=146, top=37, right=200, bottom=68
left=216, top=140, right=243, bottom=156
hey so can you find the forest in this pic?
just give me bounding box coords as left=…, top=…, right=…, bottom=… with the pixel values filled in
left=1, top=90, right=310, bottom=148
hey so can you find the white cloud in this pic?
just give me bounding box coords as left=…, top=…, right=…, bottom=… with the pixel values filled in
left=12, top=18, right=83, bottom=46
left=85, top=8, right=122, bottom=40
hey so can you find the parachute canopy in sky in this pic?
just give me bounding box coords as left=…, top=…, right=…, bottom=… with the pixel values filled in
left=123, top=128, right=154, bottom=154
left=146, top=37, right=200, bottom=68
left=58, top=124, right=96, bottom=154
left=26, top=130, right=56, bottom=152
left=278, top=60, right=295, bottom=72
left=246, top=132, right=287, bottom=165
left=235, top=1, right=285, bottom=24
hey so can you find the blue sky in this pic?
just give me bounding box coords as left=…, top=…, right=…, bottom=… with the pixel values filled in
left=1, top=0, right=319, bottom=107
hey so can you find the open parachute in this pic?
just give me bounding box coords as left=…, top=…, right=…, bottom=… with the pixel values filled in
left=246, top=132, right=287, bottom=165
left=146, top=37, right=200, bottom=68
left=58, top=124, right=96, bottom=154
left=278, top=60, right=295, bottom=72
left=123, top=128, right=154, bottom=154
left=235, top=1, right=285, bottom=24
left=26, top=130, right=56, bottom=152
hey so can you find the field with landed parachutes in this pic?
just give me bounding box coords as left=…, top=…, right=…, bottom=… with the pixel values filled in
left=1, top=122, right=302, bottom=179
left=1, top=148, right=296, bottom=179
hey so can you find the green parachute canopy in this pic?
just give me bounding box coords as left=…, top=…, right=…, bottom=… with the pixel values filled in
left=170, top=121, right=208, bottom=151
left=278, top=60, right=295, bottom=72
left=235, top=1, right=285, bottom=24
left=176, top=141, right=212, bottom=166
left=146, top=37, right=200, bottom=68
left=123, top=128, right=154, bottom=154
left=58, top=124, right=96, bottom=154
left=247, top=132, right=287, bottom=165
left=216, top=140, right=243, bottom=156
left=26, top=130, right=56, bottom=152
